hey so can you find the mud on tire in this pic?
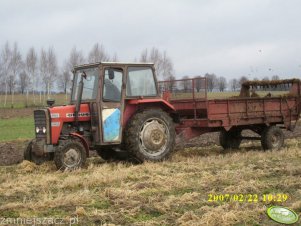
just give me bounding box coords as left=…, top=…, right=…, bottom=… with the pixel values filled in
left=124, top=109, right=175, bottom=162
left=54, top=139, right=86, bottom=170
left=219, top=129, right=242, bottom=150
left=24, top=139, right=53, bottom=165
left=261, top=126, right=284, bottom=150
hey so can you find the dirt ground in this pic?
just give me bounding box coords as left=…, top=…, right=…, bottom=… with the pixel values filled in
left=0, top=107, right=37, bottom=119
left=1, top=124, right=300, bottom=166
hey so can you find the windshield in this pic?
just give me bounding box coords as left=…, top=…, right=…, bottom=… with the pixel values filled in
left=71, top=67, right=99, bottom=101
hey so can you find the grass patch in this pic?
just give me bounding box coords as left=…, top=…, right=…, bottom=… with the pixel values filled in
left=0, top=117, right=34, bottom=141
left=0, top=138, right=300, bottom=225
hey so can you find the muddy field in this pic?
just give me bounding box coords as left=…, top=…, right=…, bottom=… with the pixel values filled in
left=0, top=107, right=37, bottom=119
left=1, top=123, right=300, bottom=166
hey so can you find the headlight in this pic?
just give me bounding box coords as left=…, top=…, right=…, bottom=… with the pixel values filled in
left=42, top=127, right=46, bottom=133
left=36, top=127, right=40, bottom=133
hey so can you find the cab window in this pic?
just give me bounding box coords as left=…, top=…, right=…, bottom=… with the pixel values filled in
left=126, top=67, right=157, bottom=96
left=103, top=68, right=123, bottom=102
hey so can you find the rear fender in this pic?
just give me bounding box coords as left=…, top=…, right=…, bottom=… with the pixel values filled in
left=127, top=99, right=176, bottom=112
left=70, top=133, right=89, bottom=157
left=124, top=99, right=177, bottom=125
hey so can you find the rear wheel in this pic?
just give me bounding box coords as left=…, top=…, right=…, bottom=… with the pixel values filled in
left=125, top=109, right=175, bottom=162
left=54, top=139, right=86, bottom=170
left=261, top=126, right=284, bottom=150
left=219, top=129, right=242, bottom=150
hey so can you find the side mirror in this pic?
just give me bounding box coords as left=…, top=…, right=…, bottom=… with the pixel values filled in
left=108, top=69, right=115, bottom=80
left=47, top=99, right=55, bottom=107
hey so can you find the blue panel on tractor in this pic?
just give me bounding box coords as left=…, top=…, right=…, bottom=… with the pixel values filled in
left=103, top=108, right=121, bottom=142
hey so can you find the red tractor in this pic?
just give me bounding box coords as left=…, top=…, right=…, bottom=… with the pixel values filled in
left=25, top=63, right=177, bottom=170
left=25, top=62, right=301, bottom=170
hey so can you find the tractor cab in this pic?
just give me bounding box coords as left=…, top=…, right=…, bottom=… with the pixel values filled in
left=71, top=63, right=160, bottom=145
left=25, top=62, right=176, bottom=170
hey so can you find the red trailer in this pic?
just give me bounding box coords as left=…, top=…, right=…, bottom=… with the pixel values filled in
left=159, top=78, right=301, bottom=150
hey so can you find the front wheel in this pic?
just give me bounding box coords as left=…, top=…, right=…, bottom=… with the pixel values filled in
left=54, top=139, right=86, bottom=170
left=24, top=139, right=53, bottom=165
left=261, top=126, right=284, bottom=150
left=124, top=109, right=175, bottom=162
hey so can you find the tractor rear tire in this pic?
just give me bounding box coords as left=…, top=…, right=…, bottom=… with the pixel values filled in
left=54, top=139, right=86, bottom=170
left=24, top=139, right=53, bottom=165
left=219, top=129, right=242, bottom=150
left=261, top=126, right=284, bottom=150
left=125, top=109, right=175, bottom=162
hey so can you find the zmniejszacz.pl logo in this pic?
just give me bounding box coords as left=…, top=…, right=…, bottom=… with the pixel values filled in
left=267, top=206, right=299, bottom=224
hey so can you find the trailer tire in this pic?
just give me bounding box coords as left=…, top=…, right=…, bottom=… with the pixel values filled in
left=54, top=139, right=86, bottom=170
left=24, top=139, right=53, bottom=165
left=219, top=129, right=242, bottom=150
left=125, top=109, right=175, bottom=162
left=261, top=126, right=284, bottom=150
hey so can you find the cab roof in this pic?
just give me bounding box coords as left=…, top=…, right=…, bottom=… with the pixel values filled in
left=74, top=62, right=154, bottom=70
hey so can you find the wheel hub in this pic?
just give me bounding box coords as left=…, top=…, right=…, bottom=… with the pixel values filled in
left=271, top=133, right=280, bottom=148
left=140, top=119, right=168, bottom=154
left=63, top=148, right=81, bottom=168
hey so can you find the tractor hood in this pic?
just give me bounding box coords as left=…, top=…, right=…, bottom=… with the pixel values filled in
left=48, top=104, right=91, bottom=121
left=48, top=104, right=91, bottom=144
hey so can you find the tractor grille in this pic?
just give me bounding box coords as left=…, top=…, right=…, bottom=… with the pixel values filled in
left=34, top=110, right=49, bottom=141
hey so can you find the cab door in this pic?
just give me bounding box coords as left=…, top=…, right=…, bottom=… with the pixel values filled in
left=100, top=66, right=125, bottom=144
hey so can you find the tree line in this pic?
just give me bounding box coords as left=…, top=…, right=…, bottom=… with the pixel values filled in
left=178, top=74, right=281, bottom=92
left=0, top=41, right=282, bottom=107
left=0, top=42, right=174, bottom=106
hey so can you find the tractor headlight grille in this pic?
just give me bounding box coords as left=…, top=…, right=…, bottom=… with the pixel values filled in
left=34, top=110, right=50, bottom=143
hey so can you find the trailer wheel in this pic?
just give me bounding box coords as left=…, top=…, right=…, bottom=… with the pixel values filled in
left=125, top=109, right=175, bottom=162
left=54, top=139, right=86, bottom=170
left=24, top=139, right=53, bottom=165
left=219, top=129, right=242, bottom=150
left=261, top=126, right=284, bottom=150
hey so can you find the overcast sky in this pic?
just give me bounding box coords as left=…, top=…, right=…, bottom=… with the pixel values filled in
left=1, top=0, right=301, bottom=79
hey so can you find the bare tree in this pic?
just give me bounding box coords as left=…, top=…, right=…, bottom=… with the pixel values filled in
left=194, top=75, right=204, bottom=92
left=60, top=46, right=86, bottom=95
left=59, top=62, right=71, bottom=94
left=112, top=53, right=119, bottom=62
left=26, top=47, right=38, bottom=104
left=239, top=76, right=248, bottom=85
left=217, top=76, right=227, bottom=92
left=9, top=42, right=23, bottom=106
left=40, top=47, right=58, bottom=98
left=140, top=49, right=148, bottom=62
left=68, top=46, right=85, bottom=70
left=40, top=48, right=48, bottom=97
left=88, top=43, right=109, bottom=63
left=140, top=48, right=163, bottom=76
left=166, top=75, right=176, bottom=91
left=19, top=70, right=30, bottom=94
left=205, top=73, right=217, bottom=92
left=0, top=42, right=12, bottom=106
left=181, top=75, right=191, bottom=92
left=161, top=51, right=174, bottom=80
left=272, top=75, right=280, bottom=80
left=47, top=47, right=58, bottom=97
left=140, top=48, right=174, bottom=80
left=262, top=76, right=269, bottom=81
left=229, top=78, right=240, bottom=91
